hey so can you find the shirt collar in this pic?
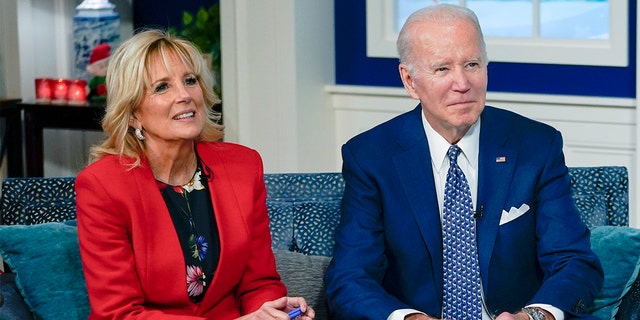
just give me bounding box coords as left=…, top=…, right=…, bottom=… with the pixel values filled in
left=421, top=111, right=481, bottom=173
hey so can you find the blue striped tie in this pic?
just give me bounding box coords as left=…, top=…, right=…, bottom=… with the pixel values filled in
left=442, top=145, right=482, bottom=320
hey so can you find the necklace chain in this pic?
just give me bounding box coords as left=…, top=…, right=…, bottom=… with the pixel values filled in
left=164, top=167, right=201, bottom=225
left=152, top=153, right=198, bottom=186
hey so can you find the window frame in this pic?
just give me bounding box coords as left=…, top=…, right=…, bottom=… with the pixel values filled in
left=366, top=0, right=629, bottom=67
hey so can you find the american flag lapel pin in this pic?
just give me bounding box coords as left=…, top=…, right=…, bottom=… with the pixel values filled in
left=496, top=156, right=506, bottom=163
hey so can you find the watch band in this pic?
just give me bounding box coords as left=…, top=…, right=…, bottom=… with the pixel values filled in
left=521, top=307, right=547, bottom=320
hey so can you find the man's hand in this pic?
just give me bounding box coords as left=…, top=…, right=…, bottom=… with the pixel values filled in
left=494, top=311, right=531, bottom=320
left=405, top=313, right=440, bottom=320
left=495, top=308, right=556, bottom=320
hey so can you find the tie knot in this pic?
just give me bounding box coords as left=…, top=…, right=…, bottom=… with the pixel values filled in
left=447, top=145, right=461, bottom=163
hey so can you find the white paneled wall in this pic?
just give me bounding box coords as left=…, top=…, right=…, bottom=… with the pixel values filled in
left=328, top=85, right=638, bottom=227
left=220, top=1, right=638, bottom=227
left=220, top=0, right=335, bottom=173
left=3, top=0, right=638, bottom=229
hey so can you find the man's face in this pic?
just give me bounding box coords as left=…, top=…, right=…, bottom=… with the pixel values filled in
left=399, top=19, right=488, bottom=143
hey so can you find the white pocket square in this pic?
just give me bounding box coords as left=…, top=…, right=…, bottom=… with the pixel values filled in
left=499, top=203, right=530, bottom=225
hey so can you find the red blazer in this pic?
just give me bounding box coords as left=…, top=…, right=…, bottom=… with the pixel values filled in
left=76, top=141, right=286, bottom=320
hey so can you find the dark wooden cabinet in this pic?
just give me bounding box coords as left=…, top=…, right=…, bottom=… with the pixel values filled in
left=1, top=101, right=105, bottom=177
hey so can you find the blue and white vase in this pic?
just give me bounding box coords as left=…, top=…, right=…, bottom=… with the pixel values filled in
left=73, top=0, right=120, bottom=81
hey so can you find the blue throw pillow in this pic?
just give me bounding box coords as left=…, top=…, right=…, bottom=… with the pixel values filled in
left=0, top=220, right=90, bottom=320
left=587, top=226, right=640, bottom=319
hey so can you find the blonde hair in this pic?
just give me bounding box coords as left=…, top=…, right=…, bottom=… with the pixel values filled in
left=89, top=29, right=224, bottom=167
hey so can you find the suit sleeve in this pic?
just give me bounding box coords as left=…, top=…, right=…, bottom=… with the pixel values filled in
left=529, top=131, right=604, bottom=317
left=324, top=143, right=410, bottom=319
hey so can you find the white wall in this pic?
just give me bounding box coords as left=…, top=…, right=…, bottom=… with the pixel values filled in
left=636, top=0, right=640, bottom=229
left=220, top=0, right=335, bottom=173
left=327, top=86, right=638, bottom=227
left=219, top=1, right=637, bottom=227
left=2, top=0, right=638, bottom=227
left=0, top=0, right=20, bottom=98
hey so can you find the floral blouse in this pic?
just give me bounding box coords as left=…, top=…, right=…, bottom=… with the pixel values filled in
left=157, top=164, right=220, bottom=303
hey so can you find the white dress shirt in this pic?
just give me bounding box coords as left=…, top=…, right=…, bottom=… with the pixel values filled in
left=386, top=112, right=563, bottom=320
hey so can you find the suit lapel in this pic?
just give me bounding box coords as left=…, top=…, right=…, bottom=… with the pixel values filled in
left=476, top=108, right=517, bottom=292
left=194, top=143, right=251, bottom=312
left=392, top=106, right=444, bottom=291
left=131, top=163, right=195, bottom=309
left=386, top=106, right=519, bottom=297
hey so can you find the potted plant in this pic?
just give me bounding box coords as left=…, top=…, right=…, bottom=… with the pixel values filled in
left=170, top=4, right=221, bottom=97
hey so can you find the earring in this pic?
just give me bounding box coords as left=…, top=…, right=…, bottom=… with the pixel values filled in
left=135, top=128, right=145, bottom=141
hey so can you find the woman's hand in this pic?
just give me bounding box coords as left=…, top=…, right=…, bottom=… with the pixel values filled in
left=238, top=296, right=315, bottom=320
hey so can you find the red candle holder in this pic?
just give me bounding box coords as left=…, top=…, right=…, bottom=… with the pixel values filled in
left=35, top=78, right=53, bottom=103
left=67, top=79, right=88, bottom=105
left=52, top=78, right=70, bottom=104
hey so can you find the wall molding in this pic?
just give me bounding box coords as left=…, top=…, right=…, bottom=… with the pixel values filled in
left=327, top=84, right=637, bottom=108
left=327, top=84, right=638, bottom=227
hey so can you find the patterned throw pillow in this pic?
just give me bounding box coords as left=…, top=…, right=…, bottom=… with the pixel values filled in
left=573, top=192, right=608, bottom=227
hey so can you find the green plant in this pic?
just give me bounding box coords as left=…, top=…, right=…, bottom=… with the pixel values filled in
left=170, top=4, right=221, bottom=96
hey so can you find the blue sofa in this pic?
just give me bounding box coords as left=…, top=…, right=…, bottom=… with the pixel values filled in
left=0, top=167, right=638, bottom=320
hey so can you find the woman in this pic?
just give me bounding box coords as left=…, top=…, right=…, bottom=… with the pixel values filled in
left=75, top=29, right=314, bottom=320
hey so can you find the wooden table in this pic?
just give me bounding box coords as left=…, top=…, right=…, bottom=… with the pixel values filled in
left=1, top=101, right=105, bottom=177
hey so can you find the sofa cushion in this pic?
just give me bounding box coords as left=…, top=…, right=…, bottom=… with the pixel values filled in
left=268, top=199, right=341, bottom=256
left=265, top=173, right=345, bottom=257
left=268, top=199, right=296, bottom=251
left=274, top=249, right=331, bottom=319
left=0, top=177, right=76, bottom=225
left=616, top=275, right=640, bottom=320
left=0, top=220, right=332, bottom=320
left=568, top=166, right=629, bottom=226
left=292, top=200, right=341, bottom=256
left=0, top=220, right=89, bottom=320
left=587, top=226, right=640, bottom=319
left=573, top=192, right=608, bottom=228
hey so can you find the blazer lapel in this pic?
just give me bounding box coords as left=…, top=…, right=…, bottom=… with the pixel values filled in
left=194, top=143, right=252, bottom=313
left=476, top=108, right=517, bottom=293
left=131, top=163, right=196, bottom=310
left=392, top=106, right=444, bottom=291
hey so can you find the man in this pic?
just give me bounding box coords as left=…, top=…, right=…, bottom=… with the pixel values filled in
left=324, top=4, right=603, bottom=320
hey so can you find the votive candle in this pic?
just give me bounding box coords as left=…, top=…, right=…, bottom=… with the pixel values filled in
left=35, top=78, right=53, bottom=103
left=67, top=79, right=87, bottom=105
left=52, top=78, right=70, bottom=104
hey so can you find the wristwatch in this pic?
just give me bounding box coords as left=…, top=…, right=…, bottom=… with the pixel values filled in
left=521, top=307, right=547, bottom=320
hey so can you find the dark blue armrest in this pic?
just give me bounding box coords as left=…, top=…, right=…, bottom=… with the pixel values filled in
left=616, top=274, right=640, bottom=320
left=0, top=273, right=33, bottom=319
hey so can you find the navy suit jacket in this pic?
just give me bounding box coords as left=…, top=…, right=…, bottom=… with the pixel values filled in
left=324, top=106, right=603, bottom=320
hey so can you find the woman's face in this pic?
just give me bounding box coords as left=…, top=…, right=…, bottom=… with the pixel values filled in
left=131, top=52, right=206, bottom=150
